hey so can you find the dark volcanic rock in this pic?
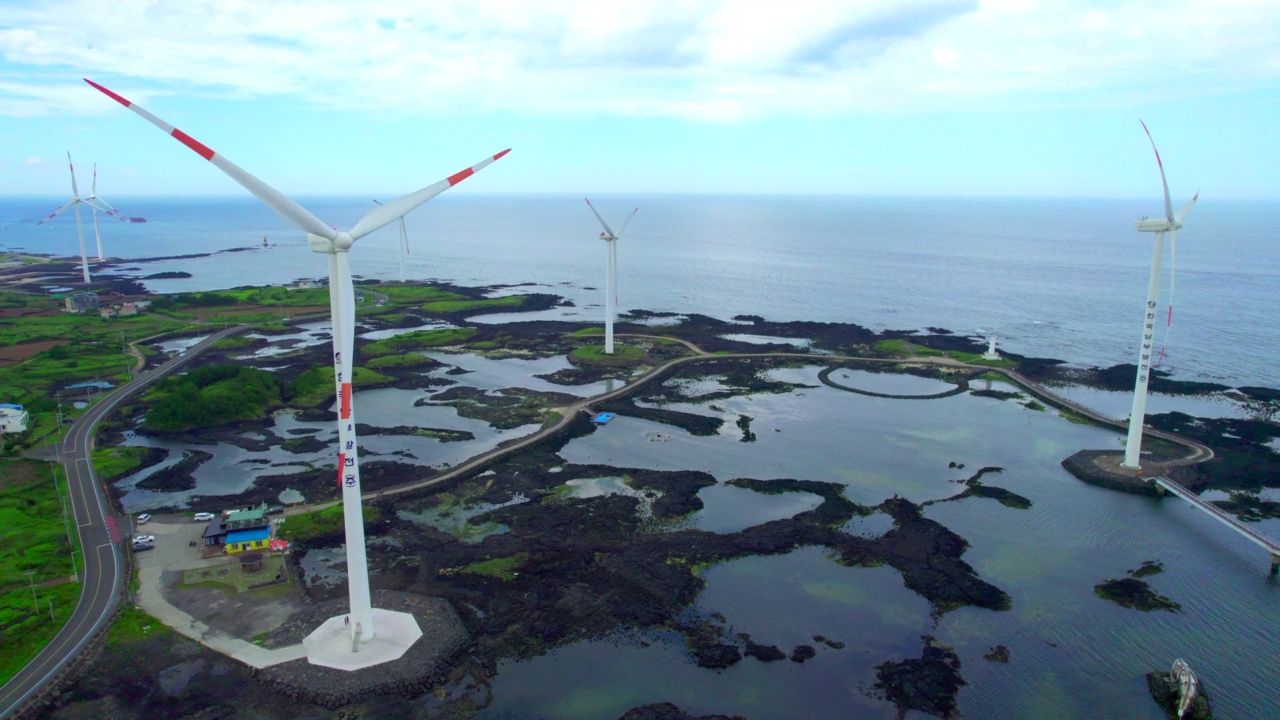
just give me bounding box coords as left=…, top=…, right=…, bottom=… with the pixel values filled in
left=1095, top=578, right=1181, bottom=612
left=873, top=636, right=965, bottom=719
left=742, top=638, right=787, bottom=662
left=134, top=450, right=212, bottom=491
left=692, top=643, right=743, bottom=670
left=790, top=644, right=816, bottom=663
left=983, top=645, right=1011, bottom=663
left=618, top=703, right=746, bottom=720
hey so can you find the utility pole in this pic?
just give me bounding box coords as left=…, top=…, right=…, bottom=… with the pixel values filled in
left=53, top=465, right=77, bottom=581
left=24, top=571, right=37, bottom=613
left=49, top=599, right=55, bottom=621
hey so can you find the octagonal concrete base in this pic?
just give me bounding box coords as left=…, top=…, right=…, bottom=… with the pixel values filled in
left=303, top=609, right=422, bottom=671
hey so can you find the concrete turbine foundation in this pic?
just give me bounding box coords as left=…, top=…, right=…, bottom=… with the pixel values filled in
left=303, top=609, right=422, bottom=671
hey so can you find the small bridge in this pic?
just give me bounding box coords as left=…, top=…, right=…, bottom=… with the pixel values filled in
left=1154, top=477, right=1280, bottom=575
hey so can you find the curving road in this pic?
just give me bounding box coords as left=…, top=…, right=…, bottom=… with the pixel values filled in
left=0, top=325, right=248, bottom=720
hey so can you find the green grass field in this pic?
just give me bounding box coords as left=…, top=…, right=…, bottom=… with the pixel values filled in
left=570, top=344, right=647, bottom=364
left=360, top=327, right=478, bottom=357
left=0, top=459, right=83, bottom=686
left=277, top=504, right=379, bottom=542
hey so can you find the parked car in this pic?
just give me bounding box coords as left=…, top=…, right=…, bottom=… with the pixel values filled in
left=137, top=513, right=152, bottom=524
left=193, top=512, right=216, bottom=522
left=132, top=534, right=156, bottom=545
left=266, top=506, right=284, bottom=515
left=132, top=543, right=154, bottom=553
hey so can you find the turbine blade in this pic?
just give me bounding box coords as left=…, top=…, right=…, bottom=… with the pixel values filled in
left=1140, top=120, right=1174, bottom=223
left=400, top=217, right=409, bottom=255
left=67, top=152, right=80, bottom=198
left=615, top=207, right=639, bottom=239
left=92, top=163, right=97, bottom=196
left=1175, top=191, right=1199, bottom=224
left=371, top=199, right=384, bottom=206
left=85, top=78, right=337, bottom=241
left=36, top=200, right=76, bottom=226
left=349, top=149, right=510, bottom=241
left=91, top=196, right=129, bottom=221
left=585, top=198, right=615, bottom=237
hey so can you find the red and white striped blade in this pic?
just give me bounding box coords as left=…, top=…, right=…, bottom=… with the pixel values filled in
left=85, top=78, right=337, bottom=241
left=584, top=198, right=615, bottom=238
left=348, top=149, right=510, bottom=241
left=36, top=199, right=76, bottom=226
left=67, top=152, right=80, bottom=198
left=92, top=196, right=128, bottom=221
left=1140, top=120, right=1174, bottom=224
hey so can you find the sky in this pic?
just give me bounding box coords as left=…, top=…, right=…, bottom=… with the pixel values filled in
left=1, top=0, right=1278, bottom=199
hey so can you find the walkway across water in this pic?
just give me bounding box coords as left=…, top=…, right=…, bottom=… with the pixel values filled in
left=1154, top=477, right=1280, bottom=574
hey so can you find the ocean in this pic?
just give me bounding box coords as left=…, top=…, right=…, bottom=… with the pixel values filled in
left=2, top=194, right=1276, bottom=388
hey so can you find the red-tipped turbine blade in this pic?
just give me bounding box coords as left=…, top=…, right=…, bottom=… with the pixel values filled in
left=348, top=149, right=511, bottom=241
left=84, top=78, right=337, bottom=241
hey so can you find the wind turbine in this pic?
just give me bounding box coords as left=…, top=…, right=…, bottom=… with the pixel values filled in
left=36, top=153, right=119, bottom=283
left=86, top=78, right=509, bottom=665
left=1121, top=121, right=1197, bottom=470
left=84, top=164, right=137, bottom=260
left=371, top=199, right=409, bottom=282
left=584, top=199, right=637, bottom=354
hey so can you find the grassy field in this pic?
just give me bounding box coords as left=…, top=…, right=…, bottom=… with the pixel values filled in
left=91, top=446, right=156, bottom=481
left=872, top=338, right=1018, bottom=368
left=451, top=552, right=529, bottom=581
left=0, top=459, right=83, bottom=686
left=570, top=344, right=647, bottom=364
left=360, top=327, right=477, bottom=357
left=0, top=291, right=193, bottom=449
left=277, top=504, right=379, bottom=542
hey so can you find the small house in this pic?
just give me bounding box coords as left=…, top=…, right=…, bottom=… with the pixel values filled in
left=225, top=507, right=268, bottom=531
left=0, top=404, right=28, bottom=433
left=119, top=304, right=138, bottom=317
left=225, top=527, right=271, bottom=554
left=202, top=517, right=228, bottom=546
left=64, top=293, right=99, bottom=314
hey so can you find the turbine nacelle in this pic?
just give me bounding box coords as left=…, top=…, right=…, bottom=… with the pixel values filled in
left=1134, top=218, right=1180, bottom=233
left=308, top=232, right=354, bottom=254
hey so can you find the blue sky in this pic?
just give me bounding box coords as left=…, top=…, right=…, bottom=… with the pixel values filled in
left=1, top=0, right=1277, bottom=199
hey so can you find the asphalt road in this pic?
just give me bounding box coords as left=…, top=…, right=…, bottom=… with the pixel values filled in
left=0, top=324, right=247, bottom=719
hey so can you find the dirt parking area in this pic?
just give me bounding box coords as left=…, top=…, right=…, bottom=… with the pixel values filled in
left=136, top=517, right=305, bottom=641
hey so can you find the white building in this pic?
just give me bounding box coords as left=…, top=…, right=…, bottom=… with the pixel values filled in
left=0, top=404, right=28, bottom=434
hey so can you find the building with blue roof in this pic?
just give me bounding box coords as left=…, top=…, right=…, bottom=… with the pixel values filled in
left=225, top=526, right=271, bottom=554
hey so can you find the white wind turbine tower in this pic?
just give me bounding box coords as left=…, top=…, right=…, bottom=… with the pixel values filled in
left=585, top=199, right=637, bottom=354
left=371, top=199, right=409, bottom=283
left=1122, top=121, right=1197, bottom=470
left=87, top=78, right=509, bottom=668
left=36, top=153, right=122, bottom=283
left=84, top=163, right=137, bottom=260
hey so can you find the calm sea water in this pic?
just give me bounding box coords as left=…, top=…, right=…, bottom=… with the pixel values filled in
left=2, top=195, right=1276, bottom=387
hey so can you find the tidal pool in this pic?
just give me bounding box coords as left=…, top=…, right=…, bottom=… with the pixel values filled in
left=1048, top=384, right=1257, bottom=420
left=420, top=351, right=613, bottom=396
left=687, top=483, right=823, bottom=533
left=826, top=367, right=958, bottom=395
left=542, top=364, right=1280, bottom=719
left=719, top=333, right=812, bottom=347
left=481, top=547, right=934, bottom=719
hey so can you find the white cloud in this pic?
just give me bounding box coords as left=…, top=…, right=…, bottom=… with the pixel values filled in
left=0, top=0, right=1276, bottom=120
left=24, top=156, right=42, bottom=164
